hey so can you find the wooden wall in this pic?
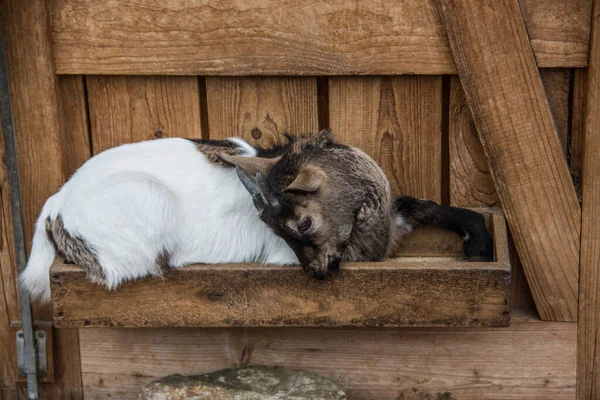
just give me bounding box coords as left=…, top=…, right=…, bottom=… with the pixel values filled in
left=0, top=0, right=593, bottom=398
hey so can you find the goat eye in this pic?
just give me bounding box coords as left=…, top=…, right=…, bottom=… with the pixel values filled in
left=297, top=218, right=312, bottom=234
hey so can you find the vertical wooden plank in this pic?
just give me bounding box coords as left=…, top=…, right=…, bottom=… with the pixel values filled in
left=0, top=127, right=17, bottom=388
left=571, top=68, right=587, bottom=204
left=449, top=76, right=498, bottom=207
left=58, top=76, right=92, bottom=177
left=577, top=0, right=600, bottom=397
left=205, top=77, right=318, bottom=146
left=329, top=76, right=443, bottom=201
left=540, top=69, right=571, bottom=153
left=86, top=76, right=202, bottom=154
left=0, top=0, right=83, bottom=398
left=436, top=0, right=581, bottom=321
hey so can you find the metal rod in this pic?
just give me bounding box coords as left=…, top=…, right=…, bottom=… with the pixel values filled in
left=0, top=22, right=39, bottom=400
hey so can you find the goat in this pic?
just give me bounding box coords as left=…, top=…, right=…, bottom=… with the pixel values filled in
left=20, top=130, right=492, bottom=303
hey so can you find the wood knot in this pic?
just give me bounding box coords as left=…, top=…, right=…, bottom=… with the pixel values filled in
left=207, top=291, right=225, bottom=302
left=251, top=128, right=262, bottom=139
left=154, top=129, right=163, bottom=138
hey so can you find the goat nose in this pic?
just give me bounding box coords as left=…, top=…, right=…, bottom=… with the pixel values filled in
left=327, top=255, right=341, bottom=276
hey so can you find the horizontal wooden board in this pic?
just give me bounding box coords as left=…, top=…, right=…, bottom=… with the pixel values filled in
left=50, top=213, right=509, bottom=329
left=78, top=310, right=576, bottom=400
left=49, top=0, right=592, bottom=75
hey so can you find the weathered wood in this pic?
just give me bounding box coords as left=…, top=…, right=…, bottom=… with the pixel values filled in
left=50, top=213, right=509, bottom=329
left=206, top=77, right=318, bottom=146
left=436, top=0, right=581, bottom=321
left=449, top=71, right=570, bottom=208
left=58, top=76, right=92, bottom=177
left=577, top=1, right=600, bottom=398
left=48, top=0, right=592, bottom=75
left=329, top=76, right=442, bottom=201
left=0, top=0, right=83, bottom=398
left=448, top=70, right=568, bottom=310
left=77, top=309, right=575, bottom=400
left=0, top=280, right=15, bottom=388
left=86, top=76, right=202, bottom=154
left=448, top=76, right=498, bottom=208
left=571, top=68, right=587, bottom=204
left=0, top=128, right=18, bottom=324
left=540, top=69, right=571, bottom=153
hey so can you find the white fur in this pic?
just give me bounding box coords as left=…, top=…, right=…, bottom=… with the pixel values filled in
left=20, top=138, right=298, bottom=303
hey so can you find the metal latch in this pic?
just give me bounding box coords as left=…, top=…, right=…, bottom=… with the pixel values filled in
left=16, top=330, right=47, bottom=379
left=12, top=321, right=54, bottom=382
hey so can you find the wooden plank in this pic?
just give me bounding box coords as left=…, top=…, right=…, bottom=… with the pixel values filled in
left=540, top=69, right=571, bottom=153
left=570, top=68, right=587, bottom=204
left=206, top=77, right=318, bottom=146
left=0, top=128, right=18, bottom=324
left=48, top=0, right=592, bottom=75
left=58, top=76, right=92, bottom=177
left=0, top=0, right=84, bottom=398
left=448, top=75, right=498, bottom=208
left=86, top=76, right=202, bottom=154
left=577, top=0, right=600, bottom=397
left=436, top=0, right=581, bottom=321
left=0, top=279, right=15, bottom=388
left=77, top=310, right=575, bottom=400
left=50, top=213, right=509, bottom=329
left=329, top=76, right=442, bottom=201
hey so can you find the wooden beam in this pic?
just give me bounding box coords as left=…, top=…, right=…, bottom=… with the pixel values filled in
left=577, top=0, right=600, bottom=397
left=48, top=0, right=592, bottom=75
left=76, top=310, right=576, bottom=400
left=436, top=0, right=581, bottom=321
left=50, top=213, right=510, bottom=329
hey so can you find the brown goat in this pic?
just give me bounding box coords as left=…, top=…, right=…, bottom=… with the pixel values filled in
left=222, top=130, right=493, bottom=279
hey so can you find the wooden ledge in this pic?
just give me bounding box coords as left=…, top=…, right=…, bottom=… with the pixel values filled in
left=50, top=212, right=511, bottom=329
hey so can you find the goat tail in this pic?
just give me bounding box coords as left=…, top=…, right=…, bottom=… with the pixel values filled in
left=19, top=195, right=60, bottom=304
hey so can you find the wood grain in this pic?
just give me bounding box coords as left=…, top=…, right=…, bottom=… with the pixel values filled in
left=48, top=0, right=592, bottom=75
left=77, top=310, right=575, bottom=400
left=58, top=76, right=92, bottom=177
left=86, top=76, right=202, bottom=154
left=0, top=0, right=83, bottom=398
left=329, top=76, right=442, bottom=201
left=577, top=0, right=600, bottom=397
left=449, top=76, right=498, bottom=208
left=206, top=77, right=317, bottom=146
left=540, top=69, right=571, bottom=153
left=436, top=0, right=581, bottom=321
left=570, top=68, right=587, bottom=204
left=50, top=213, right=509, bottom=329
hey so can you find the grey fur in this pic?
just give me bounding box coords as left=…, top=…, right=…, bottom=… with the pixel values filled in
left=46, top=215, right=105, bottom=284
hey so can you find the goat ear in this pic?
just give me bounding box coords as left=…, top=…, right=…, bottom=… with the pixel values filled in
left=283, top=166, right=325, bottom=193
left=219, top=153, right=280, bottom=177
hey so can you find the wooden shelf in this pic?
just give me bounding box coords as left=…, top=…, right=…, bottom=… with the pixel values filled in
left=50, top=211, right=511, bottom=329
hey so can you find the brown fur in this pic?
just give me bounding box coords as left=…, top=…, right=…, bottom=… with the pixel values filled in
left=190, top=139, right=243, bottom=166
left=261, top=131, right=395, bottom=277
left=46, top=215, right=105, bottom=284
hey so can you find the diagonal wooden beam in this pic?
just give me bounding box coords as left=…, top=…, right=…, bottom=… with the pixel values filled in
left=435, top=0, right=581, bottom=321
left=578, top=0, right=600, bottom=397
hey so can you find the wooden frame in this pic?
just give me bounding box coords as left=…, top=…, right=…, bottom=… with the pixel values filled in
left=49, top=212, right=511, bottom=329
